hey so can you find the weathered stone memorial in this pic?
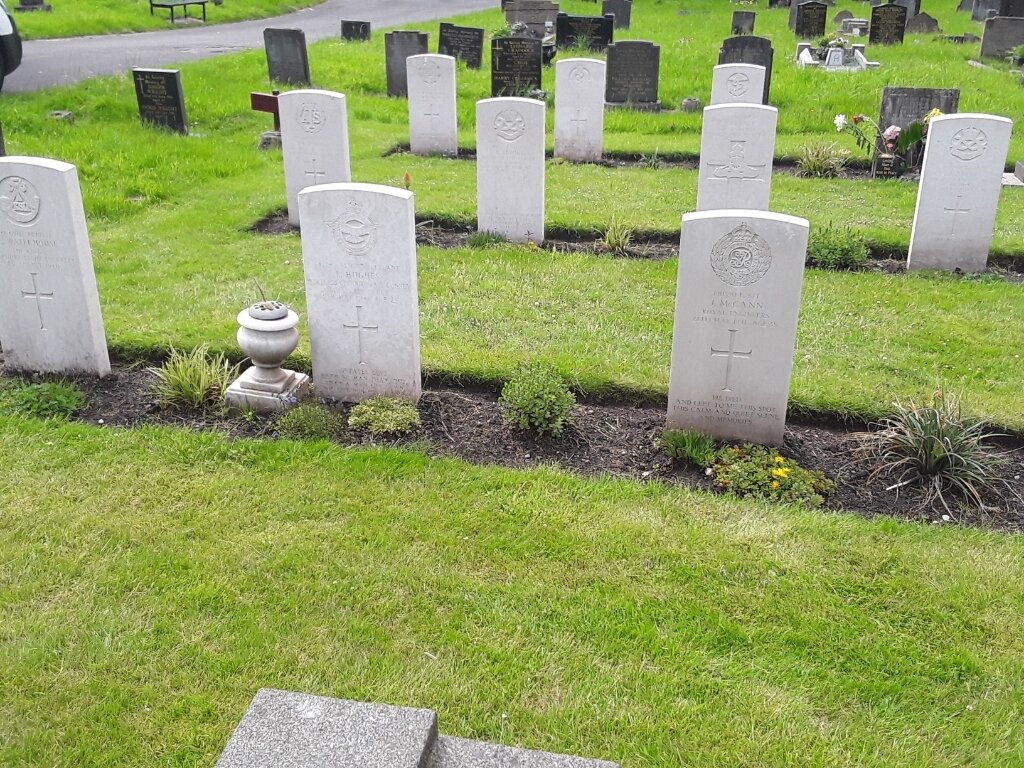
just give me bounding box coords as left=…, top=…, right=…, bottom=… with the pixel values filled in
left=555, top=13, right=614, bottom=50
left=732, top=10, right=756, bottom=34
left=908, top=113, right=1012, bottom=272
left=834, top=9, right=854, bottom=25
left=215, top=689, right=619, bottom=768
left=476, top=97, right=545, bottom=243
left=407, top=54, right=458, bottom=156
left=667, top=210, right=809, bottom=446
left=905, top=12, right=940, bottom=33
left=972, top=0, right=1000, bottom=21
left=603, top=0, right=632, bottom=29
left=718, top=36, right=773, bottom=104
left=710, top=63, right=766, bottom=105
left=264, top=28, right=310, bottom=86
left=873, top=86, right=960, bottom=175
left=696, top=104, right=778, bottom=211
left=890, top=0, right=921, bottom=18
left=605, top=40, right=661, bottom=110
left=385, top=31, right=429, bottom=98
left=505, top=0, right=560, bottom=38
left=554, top=58, right=606, bottom=162
left=869, top=4, right=908, bottom=45
left=491, top=36, right=543, bottom=97
left=0, top=157, right=110, bottom=376
left=981, top=16, right=1024, bottom=57
left=341, top=20, right=371, bottom=41
left=438, top=22, right=485, bottom=69
left=298, top=184, right=421, bottom=402
left=794, top=2, right=828, bottom=37
left=279, top=89, right=351, bottom=226
left=131, top=68, right=188, bottom=134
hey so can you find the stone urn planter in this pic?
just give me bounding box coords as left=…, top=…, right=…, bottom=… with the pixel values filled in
left=224, top=301, right=310, bottom=412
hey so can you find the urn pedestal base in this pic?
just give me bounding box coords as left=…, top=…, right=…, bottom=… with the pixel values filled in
left=225, top=367, right=310, bottom=413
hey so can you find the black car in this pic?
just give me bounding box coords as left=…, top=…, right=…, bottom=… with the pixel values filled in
left=0, top=0, right=23, bottom=92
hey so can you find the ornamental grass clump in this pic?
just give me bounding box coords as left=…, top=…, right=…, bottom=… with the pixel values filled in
left=348, top=396, right=421, bottom=436
left=806, top=222, right=870, bottom=270
left=711, top=445, right=836, bottom=508
left=602, top=219, right=634, bottom=255
left=499, top=362, right=576, bottom=436
left=148, top=345, right=239, bottom=410
left=795, top=143, right=848, bottom=178
left=661, top=429, right=717, bottom=468
left=275, top=403, right=346, bottom=441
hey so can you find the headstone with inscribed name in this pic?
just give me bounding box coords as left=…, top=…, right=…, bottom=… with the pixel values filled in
left=264, top=28, right=310, bottom=86
left=491, top=37, right=543, bottom=97
left=668, top=210, right=809, bottom=446
left=504, top=0, right=560, bottom=39
left=555, top=13, right=614, bottom=50
left=554, top=58, right=606, bottom=162
left=908, top=113, right=1012, bottom=272
left=718, top=36, right=773, bottom=104
left=0, top=157, right=110, bottom=376
left=696, top=104, right=778, bottom=212
left=385, top=31, right=429, bottom=97
left=603, top=0, right=632, bottom=29
left=794, top=2, right=828, bottom=37
left=131, top=68, right=188, bottom=134
left=869, top=4, right=907, bottom=44
left=407, top=54, right=458, bottom=157
left=905, top=12, right=941, bottom=34
left=873, top=86, right=960, bottom=175
left=438, top=22, right=485, bottom=69
left=604, top=40, right=661, bottom=109
left=279, top=90, right=351, bottom=226
left=710, top=63, right=766, bottom=105
left=476, top=97, right=546, bottom=243
left=298, top=183, right=421, bottom=403
left=981, top=16, right=1024, bottom=57
left=340, top=20, right=371, bottom=41
left=732, top=11, right=756, bottom=34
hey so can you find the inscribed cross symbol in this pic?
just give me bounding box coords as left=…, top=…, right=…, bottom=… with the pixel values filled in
left=425, top=104, right=440, bottom=129
left=21, top=272, right=54, bottom=331
left=943, top=194, right=971, bottom=235
left=343, top=305, right=378, bottom=365
left=571, top=110, right=587, bottom=138
left=710, top=329, right=751, bottom=392
left=707, top=141, right=765, bottom=184
left=305, top=159, right=326, bottom=184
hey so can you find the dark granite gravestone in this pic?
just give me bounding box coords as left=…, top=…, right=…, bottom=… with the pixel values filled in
left=833, top=9, right=854, bottom=24
left=905, top=12, right=941, bottom=33
left=872, top=86, right=960, bottom=175
left=490, top=37, right=543, bottom=96
left=718, top=36, right=773, bottom=104
left=131, top=68, right=188, bottom=134
left=263, top=28, right=310, bottom=86
left=981, top=16, right=1024, bottom=57
left=972, top=0, right=1001, bottom=20
left=15, top=0, right=52, bottom=11
left=604, top=40, right=661, bottom=109
left=385, top=31, right=429, bottom=97
left=602, top=0, right=632, bottom=29
left=555, top=13, right=614, bottom=50
left=438, top=22, right=485, bottom=68
left=341, top=20, right=371, bottom=41
left=505, top=0, right=560, bottom=39
left=869, top=4, right=908, bottom=44
left=732, top=10, right=756, bottom=34
left=795, top=2, right=828, bottom=37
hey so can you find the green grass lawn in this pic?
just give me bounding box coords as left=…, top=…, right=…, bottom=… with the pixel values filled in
left=10, top=0, right=325, bottom=40
left=2, top=415, right=1024, bottom=768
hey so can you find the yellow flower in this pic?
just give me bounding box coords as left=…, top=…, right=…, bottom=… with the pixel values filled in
left=774, top=456, right=785, bottom=464
left=771, top=481, right=781, bottom=490
left=771, top=467, right=790, bottom=479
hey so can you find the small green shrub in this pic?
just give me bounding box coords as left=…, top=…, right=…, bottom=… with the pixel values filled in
left=857, top=390, right=1008, bottom=510
left=602, top=219, right=634, bottom=255
left=661, top=429, right=717, bottom=467
left=148, top=345, right=239, bottom=410
left=469, top=231, right=507, bottom=248
left=711, top=445, right=836, bottom=508
left=795, top=143, right=848, bottom=178
left=499, top=362, right=576, bottom=436
left=638, top=149, right=663, bottom=169
left=0, top=380, right=86, bottom=420
left=806, top=223, right=870, bottom=271
left=348, top=396, right=421, bottom=436
left=275, top=403, right=345, bottom=441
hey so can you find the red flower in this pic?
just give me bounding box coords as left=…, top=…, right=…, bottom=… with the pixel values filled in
left=852, top=115, right=864, bottom=125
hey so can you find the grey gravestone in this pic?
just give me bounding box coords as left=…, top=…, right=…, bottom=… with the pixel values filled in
left=555, top=13, right=614, bottom=50
left=869, top=4, right=907, bottom=44
left=385, top=31, right=429, bottom=97
left=1001, top=0, right=1024, bottom=15
left=732, top=11, right=756, bottom=34
left=505, top=0, right=560, bottom=39
left=264, top=28, right=310, bottom=86
left=873, top=86, right=960, bottom=175
left=971, top=0, right=1000, bottom=20
left=768, top=0, right=789, bottom=8
left=1016, top=161, right=1024, bottom=182
left=0, top=124, right=5, bottom=156
left=958, top=0, right=973, bottom=10
left=795, top=2, right=828, bottom=37
left=905, top=12, right=941, bottom=33
left=890, top=0, right=920, bottom=18
left=718, top=36, right=773, bottom=104
left=602, top=0, right=632, bottom=29
left=981, top=16, right=1024, bottom=57
left=833, top=9, right=854, bottom=24
left=132, top=68, right=188, bottom=134
left=491, top=37, right=543, bottom=96
left=341, top=21, right=371, bottom=41
left=605, top=40, right=661, bottom=109
left=438, top=23, right=485, bottom=68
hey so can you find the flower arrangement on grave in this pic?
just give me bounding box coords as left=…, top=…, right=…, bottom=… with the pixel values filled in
left=833, top=109, right=942, bottom=174
left=814, top=35, right=852, bottom=62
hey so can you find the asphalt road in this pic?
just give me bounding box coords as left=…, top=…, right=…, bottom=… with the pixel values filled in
left=6, top=0, right=499, bottom=93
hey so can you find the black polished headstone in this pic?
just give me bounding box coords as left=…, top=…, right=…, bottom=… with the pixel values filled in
left=490, top=37, right=543, bottom=97
left=264, top=28, right=310, bottom=86
left=438, top=22, right=485, bottom=69
left=602, top=0, right=632, bottom=29
left=605, top=40, right=661, bottom=109
left=385, top=30, right=429, bottom=97
left=555, top=13, right=614, bottom=50
left=794, top=2, right=828, bottom=37
left=341, top=20, right=371, bottom=41
left=873, top=86, right=960, bottom=175
left=869, top=4, right=907, bottom=44
left=132, top=68, right=188, bottom=134
left=732, top=10, right=756, bottom=34
left=718, top=36, right=773, bottom=104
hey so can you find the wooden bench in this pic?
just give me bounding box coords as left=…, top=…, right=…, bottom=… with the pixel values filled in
left=150, top=0, right=208, bottom=23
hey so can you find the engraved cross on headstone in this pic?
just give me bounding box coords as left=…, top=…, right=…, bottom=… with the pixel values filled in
left=424, top=104, right=441, bottom=132
left=710, top=329, right=751, bottom=392
left=707, top=141, right=765, bottom=183
left=943, top=194, right=971, bottom=235
left=305, top=159, right=326, bottom=184
left=21, top=272, right=54, bottom=331
left=343, top=305, right=378, bottom=365
left=571, top=110, right=587, bottom=138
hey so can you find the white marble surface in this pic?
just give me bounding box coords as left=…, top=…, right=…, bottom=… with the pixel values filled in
left=407, top=54, right=458, bottom=157
left=709, top=64, right=766, bottom=105
left=554, top=58, right=606, bottom=163
left=696, top=104, right=778, bottom=212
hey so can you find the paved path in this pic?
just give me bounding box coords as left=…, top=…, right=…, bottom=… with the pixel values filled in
left=7, top=0, right=499, bottom=93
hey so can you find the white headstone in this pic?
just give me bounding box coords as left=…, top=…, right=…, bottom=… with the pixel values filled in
left=476, top=97, right=546, bottom=244
left=407, top=54, right=458, bottom=157
left=298, top=183, right=421, bottom=402
left=709, top=64, right=766, bottom=105
left=0, top=157, right=110, bottom=376
left=696, top=104, right=778, bottom=212
left=554, top=58, right=606, bottom=163
left=668, top=209, right=809, bottom=446
left=280, top=89, right=352, bottom=226
left=907, top=113, right=1012, bottom=272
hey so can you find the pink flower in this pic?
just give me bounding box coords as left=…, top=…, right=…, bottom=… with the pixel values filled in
left=882, top=125, right=901, bottom=142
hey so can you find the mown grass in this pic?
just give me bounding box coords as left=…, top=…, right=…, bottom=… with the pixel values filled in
left=2, top=415, right=1024, bottom=767
left=10, top=0, right=325, bottom=40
